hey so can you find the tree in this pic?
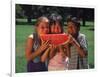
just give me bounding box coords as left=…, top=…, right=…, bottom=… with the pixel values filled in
left=21, top=5, right=33, bottom=23
left=16, top=4, right=24, bottom=18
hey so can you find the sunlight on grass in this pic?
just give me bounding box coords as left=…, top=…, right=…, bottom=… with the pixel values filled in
left=16, top=21, right=94, bottom=72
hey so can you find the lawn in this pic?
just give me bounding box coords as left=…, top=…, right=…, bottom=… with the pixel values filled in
left=16, top=21, right=94, bottom=73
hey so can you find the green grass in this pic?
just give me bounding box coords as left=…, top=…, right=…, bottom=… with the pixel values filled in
left=16, top=25, right=34, bottom=72
left=80, top=26, right=94, bottom=68
left=16, top=22, right=94, bottom=73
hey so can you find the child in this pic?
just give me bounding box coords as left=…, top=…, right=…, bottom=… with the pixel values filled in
left=65, top=17, right=88, bottom=69
left=25, top=16, right=50, bottom=72
left=41, top=14, right=69, bottom=71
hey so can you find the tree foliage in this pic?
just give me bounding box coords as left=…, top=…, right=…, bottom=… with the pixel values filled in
left=16, top=4, right=94, bottom=26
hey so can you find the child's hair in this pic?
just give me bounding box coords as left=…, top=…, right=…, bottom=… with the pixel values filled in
left=49, top=13, right=63, bottom=33
left=67, top=17, right=80, bottom=29
left=35, top=16, right=49, bottom=27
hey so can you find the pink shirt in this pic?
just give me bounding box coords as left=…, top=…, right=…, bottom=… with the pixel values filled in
left=48, top=51, right=69, bottom=71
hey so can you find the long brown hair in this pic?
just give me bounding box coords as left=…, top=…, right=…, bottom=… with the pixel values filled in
left=49, top=13, right=64, bottom=33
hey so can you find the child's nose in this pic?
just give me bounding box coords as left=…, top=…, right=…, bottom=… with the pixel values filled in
left=44, top=28, right=49, bottom=32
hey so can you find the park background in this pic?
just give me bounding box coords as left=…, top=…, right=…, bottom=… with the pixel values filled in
left=15, top=4, right=94, bottom=73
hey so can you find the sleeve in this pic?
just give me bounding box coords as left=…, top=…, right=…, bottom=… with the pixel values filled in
left=78, top=34, right=89, bottom=69
left=28, top=34, right=34, bottom=39
left=78, top=34, right=88, bottom=52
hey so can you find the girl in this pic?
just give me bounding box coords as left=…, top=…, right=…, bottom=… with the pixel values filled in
left=41, top=14, right=69, bottom=71
left=25, top=16, right=50, bottom=72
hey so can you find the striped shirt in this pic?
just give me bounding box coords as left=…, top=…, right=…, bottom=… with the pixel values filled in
left=68, top=33, right=88, bottom=70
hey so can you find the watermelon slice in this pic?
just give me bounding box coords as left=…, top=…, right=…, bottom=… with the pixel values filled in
left=40, top=34, right=69, bottom=45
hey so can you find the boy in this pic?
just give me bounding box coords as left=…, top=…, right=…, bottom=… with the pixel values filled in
left=66, top=17, right=88, bottom=69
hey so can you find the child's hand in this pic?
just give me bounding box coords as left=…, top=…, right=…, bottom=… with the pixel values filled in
left=61, top=34, right=74, bottom=45
left=39, top=40, right=50, bottom=52
left=67, top=34, right=75, bottom=44
left=49, top=44, right=57, bottom=51
left=49, top=44, right=57, bottom=59
left=68, top=34, right=80, bottom=47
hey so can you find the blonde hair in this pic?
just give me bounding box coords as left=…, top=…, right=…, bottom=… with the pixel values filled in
left=35, top=16, right=49, bottom=27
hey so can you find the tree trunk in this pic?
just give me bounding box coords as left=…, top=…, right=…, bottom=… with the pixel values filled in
left=82, top=9, right=86, bottom=26
left=27, top=17, right=31, bottom=23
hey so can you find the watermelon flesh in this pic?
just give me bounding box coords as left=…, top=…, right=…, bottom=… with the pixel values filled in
left=40, top=34, right=69, bottom=45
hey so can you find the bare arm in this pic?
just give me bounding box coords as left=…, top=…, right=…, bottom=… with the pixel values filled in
left=41, top=47, right=50, bottom=62
left=25, top=38, right=49, bottom=61
left=40, top=44, right=58, bottom=62
left=49, top=45, right=57, bottom=59
left=62, top=43, right=71, bottom=58
left=70, top=36, right=87, bottom=58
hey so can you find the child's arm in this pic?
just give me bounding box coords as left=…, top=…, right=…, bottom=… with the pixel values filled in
left=25, top=37, right=49, bottom=61
left=69, top=35, right=87, bottom=58
left=49, top=45, right=57, bottom=59
left=40, top=47, right=50, bottom=62
left=41, top=44, right=58, bottom=62
left=63, top=43, right=71, bottom=58
left=59, top=43, right=71, bottom=58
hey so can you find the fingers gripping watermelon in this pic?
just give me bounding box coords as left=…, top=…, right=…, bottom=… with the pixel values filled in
left=40, top=34, right=69, bottom=45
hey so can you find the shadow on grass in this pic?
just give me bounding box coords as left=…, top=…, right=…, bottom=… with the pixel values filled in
left=81, top=25, right=94, bottom=31
left=88, top=28, right=94, bottom=31
left=89, top=64, right=94, bottom=69
left=81, top=25, right=94, bottom=27
left=16, top=56, right=27, bottom=73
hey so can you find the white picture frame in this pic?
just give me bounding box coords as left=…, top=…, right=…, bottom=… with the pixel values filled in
left=11, top=0, right=97, bottom=77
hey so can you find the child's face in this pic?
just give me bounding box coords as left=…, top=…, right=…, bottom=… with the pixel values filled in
left=51, top=22, right=62, bottom=34
left=37, top=22, right=49, bottom=34
left=67, top=22, right=79, bottom=36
